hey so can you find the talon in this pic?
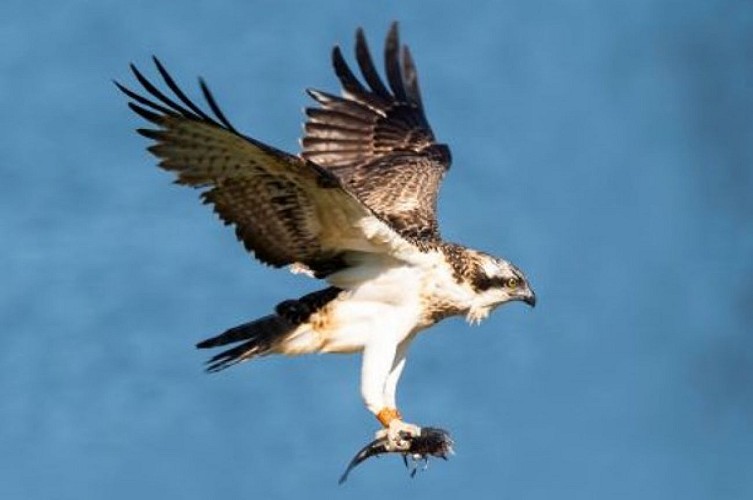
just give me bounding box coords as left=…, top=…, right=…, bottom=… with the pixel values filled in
left=375, top=418, right=421, bottom=452
left=339, top=426, right=453, bottom=483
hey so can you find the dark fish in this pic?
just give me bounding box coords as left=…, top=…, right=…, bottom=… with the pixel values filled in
left=338, top=427, right=454, bottom=484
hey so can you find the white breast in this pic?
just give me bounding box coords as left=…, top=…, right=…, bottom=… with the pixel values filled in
left=310, top=248, right=472, bottom=353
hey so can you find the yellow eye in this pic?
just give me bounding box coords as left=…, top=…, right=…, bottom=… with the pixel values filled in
left=506, top=277, right=519, bottom=289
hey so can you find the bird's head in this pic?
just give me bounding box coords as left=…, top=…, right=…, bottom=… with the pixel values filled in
left=466, top=253, right=535, bottom=324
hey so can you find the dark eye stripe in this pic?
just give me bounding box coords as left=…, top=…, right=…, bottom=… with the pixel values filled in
left=492, top=277, right=510, bottom=288
left=473, top=275, right=510, bottom=291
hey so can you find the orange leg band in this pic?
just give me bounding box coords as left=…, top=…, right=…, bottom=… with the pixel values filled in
left=376, top=407, right=402, bottom=427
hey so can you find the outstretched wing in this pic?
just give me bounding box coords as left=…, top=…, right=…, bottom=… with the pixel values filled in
left=116, top=58, right=400, bottom=277
left=302, top=22, right=451, bottom=244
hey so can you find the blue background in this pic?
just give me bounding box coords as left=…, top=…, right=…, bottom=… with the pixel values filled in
left=2, top=1, right=752, bottom=498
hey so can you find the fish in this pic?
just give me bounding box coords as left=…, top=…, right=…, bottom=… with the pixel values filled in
left=338, top=427, right=454, bottom=484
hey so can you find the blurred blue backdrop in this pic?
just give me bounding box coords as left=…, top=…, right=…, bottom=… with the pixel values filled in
left=2, top=0, right=752, bottom=498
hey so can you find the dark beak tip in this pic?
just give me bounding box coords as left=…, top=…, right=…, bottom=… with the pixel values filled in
left=524, top=294, right=537, bottom=308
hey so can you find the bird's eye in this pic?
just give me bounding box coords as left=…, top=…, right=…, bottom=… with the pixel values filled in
left=505, top=277, right=519, bottom=289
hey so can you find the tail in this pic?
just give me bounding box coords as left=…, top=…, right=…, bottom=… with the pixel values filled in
left=196, top=315, right=295, bottom=372
left=196, top=287, right=342, bottom=372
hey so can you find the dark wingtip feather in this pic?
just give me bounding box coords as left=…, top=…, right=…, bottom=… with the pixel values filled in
left=120, top=58, right=244, bottom=137
left=152, top=56, right=216, bottom=124
left=332, top=45, right=366, bottom=96
left=136, top=127, right=164, bottom=140
left=355, top=26, right=390, bottom=98
left=199, top=78, right=238, bottom=133
left=112, top=78, right=126, bottom=92
left=401, top=45, right=423, bottom=108
left=113, top=79, right=137, bottom=101
left=128, top=102, right=163, bottom=124
left=116, top=78, right=175, bottom=117
left=384, top=21, right=407, bottom=101
left=129, top=62, right=200, bottom=118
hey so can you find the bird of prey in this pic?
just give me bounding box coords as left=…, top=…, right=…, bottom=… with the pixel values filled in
left=117, top=22, right=535, bottom=454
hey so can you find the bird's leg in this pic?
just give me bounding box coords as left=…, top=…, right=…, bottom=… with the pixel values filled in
left=361, top=340, right=421, bottom=451
left=372, top=342, right=420, bottom=451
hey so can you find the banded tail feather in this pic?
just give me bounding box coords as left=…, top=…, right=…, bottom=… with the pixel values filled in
left=197, top=315, right=294, bottom=372
left=197, top=287, right=343, bottom=372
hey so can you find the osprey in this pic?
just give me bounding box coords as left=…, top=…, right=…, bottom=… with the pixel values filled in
left=118, top=23, right=535, bottom=454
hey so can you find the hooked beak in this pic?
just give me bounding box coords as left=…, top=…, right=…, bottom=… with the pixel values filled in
left=521, top=289, right=536, bottom=308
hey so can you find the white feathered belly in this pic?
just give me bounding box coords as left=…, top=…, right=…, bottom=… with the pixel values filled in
left=279, top=261, right=428, bottom=355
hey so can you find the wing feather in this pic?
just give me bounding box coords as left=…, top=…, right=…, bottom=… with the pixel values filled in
left=117, top=59, right=405, bottom=276
left=400, top=46, right=423, bottom=107
left=152, top=56, right=217, bottom=124
left=355, top=28, right=391, bottom=99
left=384, top=23, right=407, bottom=101
left=302, top=22, right=451, bottom=244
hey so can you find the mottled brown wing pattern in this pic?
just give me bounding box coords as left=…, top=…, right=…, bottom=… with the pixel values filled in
left=116, top=58, right=369, bottom=275
left=302, top=23, right=452, bottom=243
left=343, top=153, right=444, bottom=242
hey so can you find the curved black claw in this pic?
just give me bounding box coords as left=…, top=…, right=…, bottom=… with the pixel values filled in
left=338, top=427, right=453, bottom=484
